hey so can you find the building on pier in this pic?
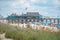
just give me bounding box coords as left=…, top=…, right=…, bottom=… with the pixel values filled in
left=6, top=12, right=60, bottom=25
left=7, top=12, right=43, bottom=24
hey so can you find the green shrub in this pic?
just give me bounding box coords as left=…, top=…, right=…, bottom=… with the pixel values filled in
left=14, top=31, right=25, bottom=40
left=0, top=23, right=7, bottom=33
left=55, top=32, right=60, bottom=40
left=5, top=27, right=18, bottom=39
left=0, top=23, right=60, bottom=40
left=0, top=38, right=1, bottom=40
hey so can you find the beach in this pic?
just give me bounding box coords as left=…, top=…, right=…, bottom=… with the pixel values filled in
left=8, top=22, right=59, bottom=32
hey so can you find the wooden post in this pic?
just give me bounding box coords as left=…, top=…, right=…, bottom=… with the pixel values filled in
left=54, top=19, right=55, bottom=24
left=12, top=19, right=13, bottom=24
left=58, top=19, right=59, bottom=24
left=41, top=18, right=43, bottom=24
left=50, top=19, right=51, bottom=24
left=18, top=18, right=19, bottom=26
left=7, top=19, right=9, bottom=24
left=46, top=19, right=47, bottom=23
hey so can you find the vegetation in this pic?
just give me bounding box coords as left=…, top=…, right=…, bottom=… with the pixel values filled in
left=0, top=23, right=60, bottom=40
left=0, top=38, right=1, bottom=40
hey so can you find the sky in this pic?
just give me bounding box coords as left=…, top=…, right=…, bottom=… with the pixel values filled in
left=0, top=0, right=60, bottom=18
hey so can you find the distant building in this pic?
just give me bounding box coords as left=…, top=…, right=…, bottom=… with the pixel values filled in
left=0, top=15, right=4, bottom=23
left=7, top=12, right=43, bottom=24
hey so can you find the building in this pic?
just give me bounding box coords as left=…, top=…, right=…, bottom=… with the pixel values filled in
left=7, top=12, right=43, bottom=24
left=7, top=12, right=60, bottom=25
left=0, top=15, right=4, bottom=23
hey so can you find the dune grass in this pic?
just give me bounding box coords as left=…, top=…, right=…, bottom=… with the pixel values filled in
left=0, top=38, right=1, bottom=40
left=0, top=23, right=60, bottom=40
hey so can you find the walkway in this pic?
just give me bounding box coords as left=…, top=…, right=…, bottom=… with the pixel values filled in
left=0, top=33, right=13, bottom=40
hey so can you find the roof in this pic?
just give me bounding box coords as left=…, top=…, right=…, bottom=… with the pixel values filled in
left=21, top=12, right=40, bottom=16
left=7, top=12, right=43, bottom=19
left=27, top=12, right=40, bottom=16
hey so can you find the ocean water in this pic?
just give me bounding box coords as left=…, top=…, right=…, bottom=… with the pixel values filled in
left=32, top=21, right=60, bottom=27
left=56, top=24, right=60, bottom=27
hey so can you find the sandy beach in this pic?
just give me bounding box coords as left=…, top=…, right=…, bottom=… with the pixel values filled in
left=9, top=23, right=59, bottom=32
left=0, top=33, right=13, bottom=40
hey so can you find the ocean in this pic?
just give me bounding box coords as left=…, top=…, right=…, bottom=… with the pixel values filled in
left=32, top=21, right=60, bottom=27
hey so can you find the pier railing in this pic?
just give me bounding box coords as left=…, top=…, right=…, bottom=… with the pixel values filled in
left=6, top=18, right=60, bottom=24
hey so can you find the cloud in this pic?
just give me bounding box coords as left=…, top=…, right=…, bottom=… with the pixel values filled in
left=52, top=0, right=60, bottom=6
left=39, top=0, right=47, bottom=3
left=0, top=0, right=60, bottom=18
left=30, top=0, right=47, bottom=3
left=30, top=0, right=36, bottom=2
left=11, top=0, right=31, bottom=9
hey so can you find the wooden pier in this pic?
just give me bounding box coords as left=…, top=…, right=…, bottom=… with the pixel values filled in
left=7, top=18, right=60, bottom=24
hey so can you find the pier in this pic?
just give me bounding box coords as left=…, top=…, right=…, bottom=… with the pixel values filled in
left=7, top=18, right=60, bottom=24
left=6, top=12, right=60, bottom=25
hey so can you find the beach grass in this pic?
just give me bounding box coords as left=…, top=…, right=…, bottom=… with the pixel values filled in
left=0, top=23, right=60, bottom=40
left=0, top=38, right=1, bottom=40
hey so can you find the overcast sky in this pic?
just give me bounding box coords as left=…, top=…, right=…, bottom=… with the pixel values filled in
left=0, top=0, right=60, bottom=18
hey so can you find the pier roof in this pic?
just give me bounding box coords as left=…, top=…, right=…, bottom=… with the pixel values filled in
left=21, top=12, right=40, bottom=16
left=7, top=12, right=43, bottom=19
